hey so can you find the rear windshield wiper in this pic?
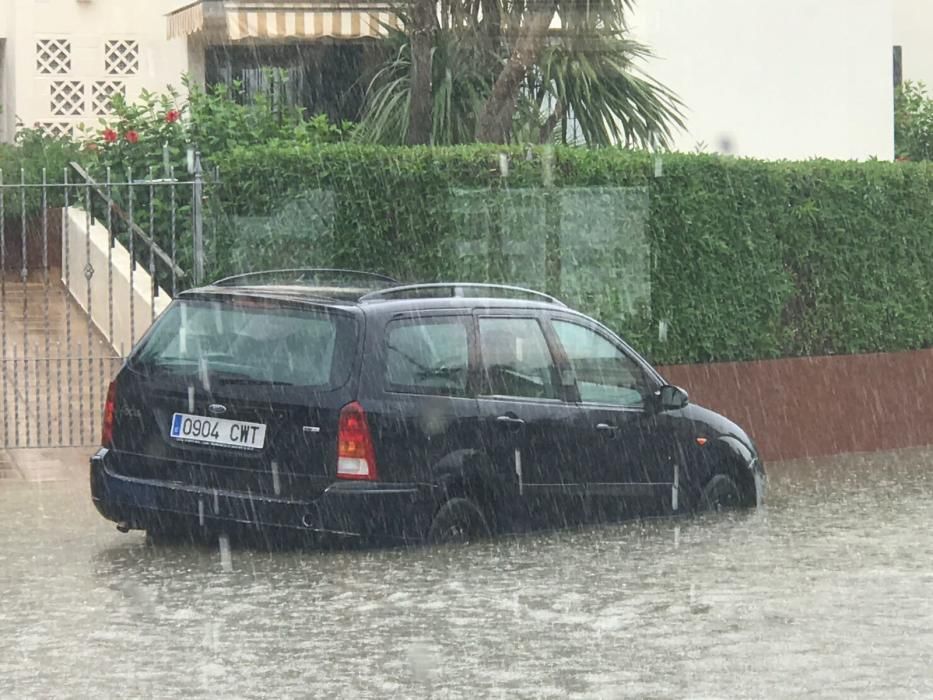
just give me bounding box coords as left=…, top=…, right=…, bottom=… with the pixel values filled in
left=216, top=377, right=293, bottom=386
left=128, top=361, right=292, bottom=386
left=128, top=359, right=197, bottom=376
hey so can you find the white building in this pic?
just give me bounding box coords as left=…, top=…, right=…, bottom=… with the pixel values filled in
left=893, top=0, right=933, bottom=88
left=0, top=0, right=393, bottom=143
left=629, top=0, right=899, bottom=160
left=0, top=0, right=190, bottom=143
left=0, top=0, right=931, bottom=160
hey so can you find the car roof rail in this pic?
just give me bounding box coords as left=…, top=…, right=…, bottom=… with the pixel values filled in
left=212, top=268, right=399, bottom=290
left=359, top=282, right=566, bottom=306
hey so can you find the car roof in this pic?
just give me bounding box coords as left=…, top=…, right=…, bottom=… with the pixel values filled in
left=171, top=270, right=656, bottom=381
left=178, top=270, right=571, bottom=315
left=178, top=285, right=570, bottom=314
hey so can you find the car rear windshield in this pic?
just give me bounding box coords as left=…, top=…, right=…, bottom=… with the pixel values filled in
left=130, top=298, right=358, bottom=388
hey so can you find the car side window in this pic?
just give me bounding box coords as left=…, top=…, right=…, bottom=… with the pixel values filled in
left=385, top=318, right=469, bottom=396
left=478, top=317, right=558, bottom=400
left=552, top=319, right=653, bottom=408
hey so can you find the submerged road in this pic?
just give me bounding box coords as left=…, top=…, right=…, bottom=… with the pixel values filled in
left=0, top=448, right=931, bottom=698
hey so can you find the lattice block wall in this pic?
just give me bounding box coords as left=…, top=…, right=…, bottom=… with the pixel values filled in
left=36, top=39, right=72, bottom=75
left=27, top=36, right=141, bottom=137
left=91, top=81, right=126, bottom=115
left=35, top=122, right=76, bottom=139
left=50, top=81, right=86, bottom=116
left=104, top=40, right=139, bottom=76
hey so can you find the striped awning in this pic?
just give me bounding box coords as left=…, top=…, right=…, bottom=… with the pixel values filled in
left=168, top=2, right=208, bottom=37
left=167, top=0, right=401, bottom=41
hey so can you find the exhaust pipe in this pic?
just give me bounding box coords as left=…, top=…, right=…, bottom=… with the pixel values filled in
left=115, top=521, right=131, bottom=533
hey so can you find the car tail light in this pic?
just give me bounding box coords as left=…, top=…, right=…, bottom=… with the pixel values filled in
left=101, top=380, right=117, bottom=447
left=337, top=401, right=377, bottom=480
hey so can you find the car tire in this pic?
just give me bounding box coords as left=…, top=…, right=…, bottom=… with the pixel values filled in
left=427, top=498, right=490, bottom=545
left=700, top=473, right=743, bottom=512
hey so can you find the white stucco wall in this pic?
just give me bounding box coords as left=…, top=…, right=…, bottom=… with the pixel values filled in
left=1, top=39, right=10, bottom=144
left=1, top=2, right=16, bottom=143
left=63, top=207, right=171, bottom=356
left=894, top=0, right=933, bottom=87
left=4, top=0, right=192, bottom=141
left=629, top=0, right=895, bottom=161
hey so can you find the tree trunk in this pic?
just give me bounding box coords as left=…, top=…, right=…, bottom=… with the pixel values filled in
left=475, top=2, right=557, bottom=143
left=406, top=0, right=437, bottom=145
left=539, top=100, right=563, bottom=144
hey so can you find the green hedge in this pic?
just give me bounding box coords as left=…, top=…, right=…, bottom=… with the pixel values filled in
left=206, top=144, right=933, bottom=366
left=0, top=132, right=85, bottom=216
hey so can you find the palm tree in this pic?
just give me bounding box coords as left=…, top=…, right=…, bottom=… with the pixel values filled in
left=356, top=0, right=683, bottom=146
left=354, top=25, right=495, bottom=145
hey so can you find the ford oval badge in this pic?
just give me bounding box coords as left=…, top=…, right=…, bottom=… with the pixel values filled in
left=208, top=403, right=227, bottom=416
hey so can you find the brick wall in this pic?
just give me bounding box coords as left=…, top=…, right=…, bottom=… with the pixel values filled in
left=660, top=349, right=933, bottom=462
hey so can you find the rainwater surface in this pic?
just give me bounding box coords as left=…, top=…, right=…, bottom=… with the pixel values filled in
left=1, top=449, right=931, bottom=698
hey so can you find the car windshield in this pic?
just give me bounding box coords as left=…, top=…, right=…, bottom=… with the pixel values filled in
left=131, top=299, right=357, bottom=388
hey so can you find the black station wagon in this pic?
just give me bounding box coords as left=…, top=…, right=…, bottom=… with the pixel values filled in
left=91, top=269, right=765, bottom=545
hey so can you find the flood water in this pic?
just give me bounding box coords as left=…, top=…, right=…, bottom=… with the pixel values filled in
left=1, top=449, right=931, bottom=699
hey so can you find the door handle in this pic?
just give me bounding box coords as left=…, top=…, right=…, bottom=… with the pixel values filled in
left=496, top=415, right=526, bottom=428
left=596, top=423, right=618, bottom=432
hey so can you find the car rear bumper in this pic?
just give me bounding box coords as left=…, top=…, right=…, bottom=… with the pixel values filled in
left=90, top=448, right=435, bottom=544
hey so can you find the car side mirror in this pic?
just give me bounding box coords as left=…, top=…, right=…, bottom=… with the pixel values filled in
left=657, top=384, right=689, bottom=411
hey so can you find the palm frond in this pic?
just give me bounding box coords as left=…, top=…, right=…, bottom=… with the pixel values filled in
left=356, top=27, right=495, bottom=145
left=361, top=0, right=683, bottom=148
left=528, top=28, right=685, bottom=147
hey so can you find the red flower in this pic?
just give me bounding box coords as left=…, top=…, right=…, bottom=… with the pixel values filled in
left=165, top=110, right=180, bottom=124
left=125, top=130, right=140, bottom=144
left=102, top=128, right=118, bottom=143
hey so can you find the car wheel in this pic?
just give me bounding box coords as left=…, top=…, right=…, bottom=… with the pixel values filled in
left=428, top=498, right=490, bottom=545
left=700, top=473, right=743, bottom=512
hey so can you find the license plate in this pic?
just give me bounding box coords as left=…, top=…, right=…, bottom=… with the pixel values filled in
left=170, top=413, right=267, bottom=450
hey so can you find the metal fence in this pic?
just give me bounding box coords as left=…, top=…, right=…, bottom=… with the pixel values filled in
left=0, top=160, right=204, bottom=448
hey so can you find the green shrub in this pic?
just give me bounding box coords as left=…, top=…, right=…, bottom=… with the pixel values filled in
left=88, top=77, right=349, bottom=179
left=895, top=81, right=933, bottom=161
left=0, top=128, right=87, bottom=216
left=206, top=145, right=933, bottom=366
left=9, top=131, right=927, bottom=367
